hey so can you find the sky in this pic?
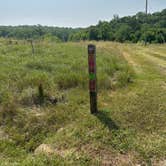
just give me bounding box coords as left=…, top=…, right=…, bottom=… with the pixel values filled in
left=0, top=0, right=166, bottom=28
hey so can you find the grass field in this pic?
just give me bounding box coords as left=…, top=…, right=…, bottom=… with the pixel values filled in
left=0, top=39, right=166, bottom=165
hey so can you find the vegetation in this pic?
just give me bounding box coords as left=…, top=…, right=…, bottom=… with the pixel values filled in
left=0, top=38, right=165, bottom=165
left=0, top=9, right=166, bottom=43
left=70, top=9, right=166, bottom=43
left=0, top=25, right=79, bottom=42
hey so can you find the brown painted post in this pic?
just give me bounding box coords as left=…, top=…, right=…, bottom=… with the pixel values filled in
left=88, top=44, right=98, bottom=114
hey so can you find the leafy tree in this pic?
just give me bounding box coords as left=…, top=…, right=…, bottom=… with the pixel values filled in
left=115, top=24, right=132, bottom=42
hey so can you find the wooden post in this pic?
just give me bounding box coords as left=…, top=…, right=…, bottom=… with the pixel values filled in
left=88, top=44, right=98, bottom=114
left=145, top=0, right=148, bottom=14
left=31, top=40, right=35, bottom=54
left=145, top=0, right=148, bottom=46
left=38, top=83, right=44, bottom=105
left=28, top=39, right=35, bottom=54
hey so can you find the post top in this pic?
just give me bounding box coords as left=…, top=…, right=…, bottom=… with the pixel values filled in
left=88, top=44, right=96, bottom=54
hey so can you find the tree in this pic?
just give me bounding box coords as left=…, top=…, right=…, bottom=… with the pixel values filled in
left=115, top=24, right=132, bottom=42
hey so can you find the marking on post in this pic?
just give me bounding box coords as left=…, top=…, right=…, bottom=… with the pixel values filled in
left=88, top=44, right=98, bottom=114
left=89, top=73, right=95, bottom=80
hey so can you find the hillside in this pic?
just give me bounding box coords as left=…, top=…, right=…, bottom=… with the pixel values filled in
left=0, top=39, right=165, bottom=165
left=0, top=9, right=166, bottom=43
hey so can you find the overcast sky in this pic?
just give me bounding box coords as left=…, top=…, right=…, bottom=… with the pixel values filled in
left=0, top=0, right=166, bottom=27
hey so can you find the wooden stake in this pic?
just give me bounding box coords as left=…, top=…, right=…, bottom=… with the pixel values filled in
left=88, top=44, right=98, bottom=114
left=146, top=0, right=148, bottom=14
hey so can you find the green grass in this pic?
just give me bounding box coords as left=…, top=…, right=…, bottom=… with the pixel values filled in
left=0, top=39, right=165, bottom=165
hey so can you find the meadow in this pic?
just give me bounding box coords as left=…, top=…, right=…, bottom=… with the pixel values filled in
left=0, top=38, right=165, bottom=165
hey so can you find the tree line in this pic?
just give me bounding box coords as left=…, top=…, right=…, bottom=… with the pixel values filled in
left=0, top=25, right=79, bottom=42
left=70, top=9, right=166, bottom=43
left=0, top=9, right=166, bottom=43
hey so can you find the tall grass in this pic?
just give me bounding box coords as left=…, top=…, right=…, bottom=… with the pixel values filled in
left=0, top=40, right=134, bottom=106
